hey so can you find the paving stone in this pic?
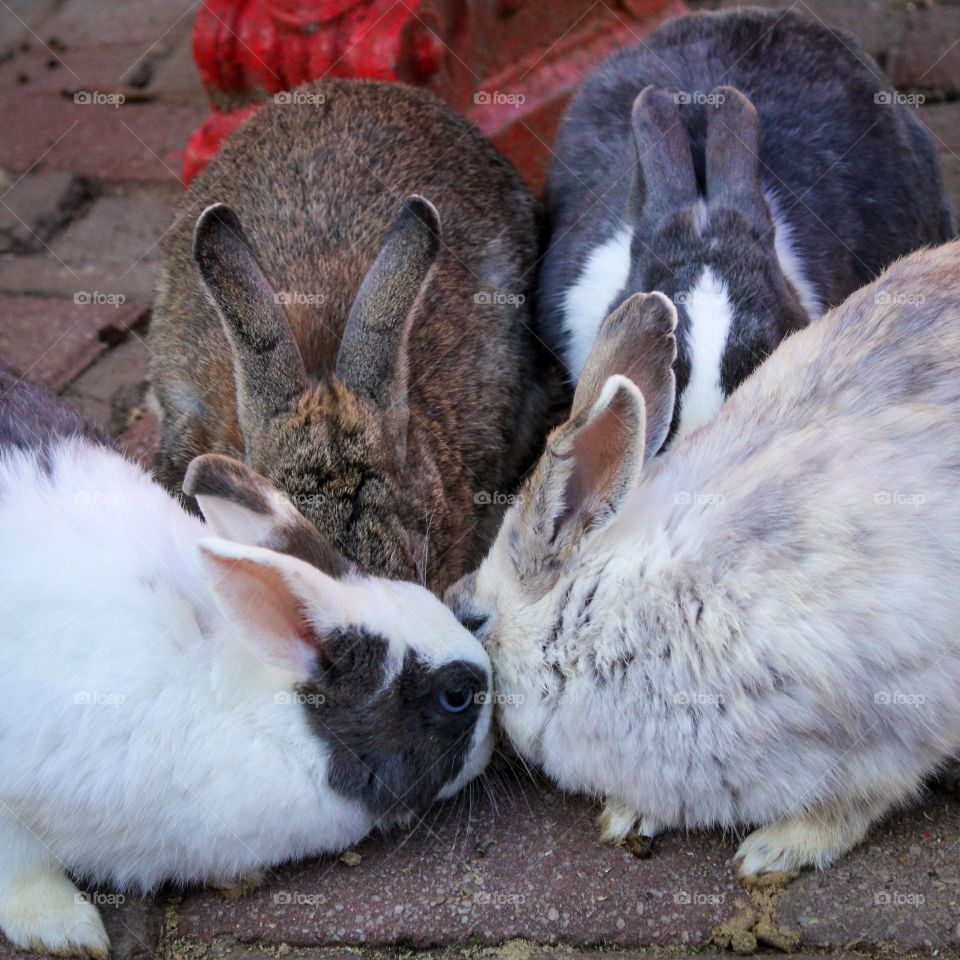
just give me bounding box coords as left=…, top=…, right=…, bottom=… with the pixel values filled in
left=0, top=169, right=88, bottom=255
left=147, top=27, right=206, bottom=104
left=780, top=789, right=960, bottom=952
left=915, top=101, right=960, bottom=222
left=39, top=0, right=200, bottom=50
left=119, top=406, right=161, bottom=470
left=167, top=948, right=845, bottom=960
left=63, top=331, right=152, bottom=434
left=0, top=186, right=181, bottom=304
left=175, top=771, right=743, bottom=949
left=0, top=40, right=176, bottom=97
left=0, top=88, right=205, bottom=183
left=0, top=293, right=147, bottom=391
left=889, top=3, right=960, bottom=97
left=0, top=0, right=61, bottom=58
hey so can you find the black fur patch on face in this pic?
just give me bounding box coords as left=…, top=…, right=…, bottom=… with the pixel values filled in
left=297, top=627, right=488, bottom=820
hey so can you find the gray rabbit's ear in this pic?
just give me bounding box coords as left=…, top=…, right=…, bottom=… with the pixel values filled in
left=631, top=86, right=698, bottom=226
left=573, top=292, right=678, bottom=461
left=705, top=86, right=769, bottom=231
left=184, top=453, right=348, bottom=577
left=336, top=196, right=441, bottom=422
left=534, top=376, right=646, bottom=554
left=193, top=204, right=308, bottom=464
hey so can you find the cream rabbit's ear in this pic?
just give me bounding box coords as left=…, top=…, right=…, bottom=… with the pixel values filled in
left=532, top=375, right=646, bottom=555
left=573, top=291, right=678, bottom=461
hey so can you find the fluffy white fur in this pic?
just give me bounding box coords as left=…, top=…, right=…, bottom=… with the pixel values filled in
left=673, top=267, right=733, bottom=442
left=458, top=244, right=960, bottom=876
left=766, top=187, right=822, bottom=319
left=562, top=225, right=633, bottom=379
left=0, top=441, right=491, bottom=957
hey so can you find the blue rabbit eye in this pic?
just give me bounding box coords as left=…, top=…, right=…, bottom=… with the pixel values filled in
left=439, top=686, right=474, bottom=714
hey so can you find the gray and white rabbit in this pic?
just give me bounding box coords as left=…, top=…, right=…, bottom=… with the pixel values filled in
left=539, top=7, right=953, bottom=446
left=150, top=79, right=557, bottom=591
left=448, top=241, right=960, bottom=876
left=0, top=363, right=492, bottom=958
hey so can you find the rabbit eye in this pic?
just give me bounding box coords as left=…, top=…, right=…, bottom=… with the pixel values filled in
left=438, top=686, right=475, bottom=714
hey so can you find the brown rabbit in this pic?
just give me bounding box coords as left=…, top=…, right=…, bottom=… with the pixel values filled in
left=149, top=80, right=556, bottom=591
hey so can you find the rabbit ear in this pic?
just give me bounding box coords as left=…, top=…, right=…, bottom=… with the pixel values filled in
left=537, top=376, right=646, bottom=551
left=185, top=454, right=348, bottom=577
left=573, top=292, right=678, bottom=460
left=631, top=86, right=698, bottom=225
left=193, top=204, right=308, bottom=463
left=336, top=196, right=441, bottom=418
left=196, top=537, right=344, bottom=678
left=706, top=86, right=768, bottom=230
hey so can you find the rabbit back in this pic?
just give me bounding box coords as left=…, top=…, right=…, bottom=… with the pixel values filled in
left=0, top=362, right=114, bottom=456
left=463, top=244, right=960, bottom=844
left=578, top=243, right=960, bottom=828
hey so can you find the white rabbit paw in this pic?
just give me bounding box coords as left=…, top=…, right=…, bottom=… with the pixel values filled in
left=598, top=797, right=661, bottom=844
left=214, top=871, right=265, bottom=901
left=0, top=871, right=109, bottom=959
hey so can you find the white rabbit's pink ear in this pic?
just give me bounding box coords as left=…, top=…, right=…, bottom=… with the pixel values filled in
left=535, top=375, right=646, bottom=552
left=185, top=454, right=348, bottom=577
left=195, top=537, right=344, bottom=677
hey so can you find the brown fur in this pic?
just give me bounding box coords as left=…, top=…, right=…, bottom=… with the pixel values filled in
left=150, top=80, right=560, bottom=591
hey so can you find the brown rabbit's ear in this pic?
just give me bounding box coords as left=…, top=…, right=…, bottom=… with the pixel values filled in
left=631, top=86, right=698, bottom=226
left=573, top=292, right=678, bottom=461
left=184, top=453, right=348, bottom=577
left=705, top=86, right=769, bottom=231
left=336, top=196, right=441, bottom=420
left=193, top=204, right=308, bottom=463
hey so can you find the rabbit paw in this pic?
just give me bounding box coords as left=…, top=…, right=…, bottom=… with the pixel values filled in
left=734, top=801, right=884, bottom=878
left=598, top=797, right=660, bottom=844
left=0, top=870, right=109, bottom=958
left=214, top=871, right=265, bottom=901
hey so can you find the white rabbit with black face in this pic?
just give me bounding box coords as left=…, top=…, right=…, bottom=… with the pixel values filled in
left=448, top=241, right=960, bottom=876
left=539, top=8, right=954, bottom=448
left=0, top=365, right=492, bottom=959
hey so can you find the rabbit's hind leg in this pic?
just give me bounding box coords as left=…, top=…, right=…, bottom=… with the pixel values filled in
left=0, top=810, right=109, bottom=959
left=734, top=795, right=896, bottom=877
